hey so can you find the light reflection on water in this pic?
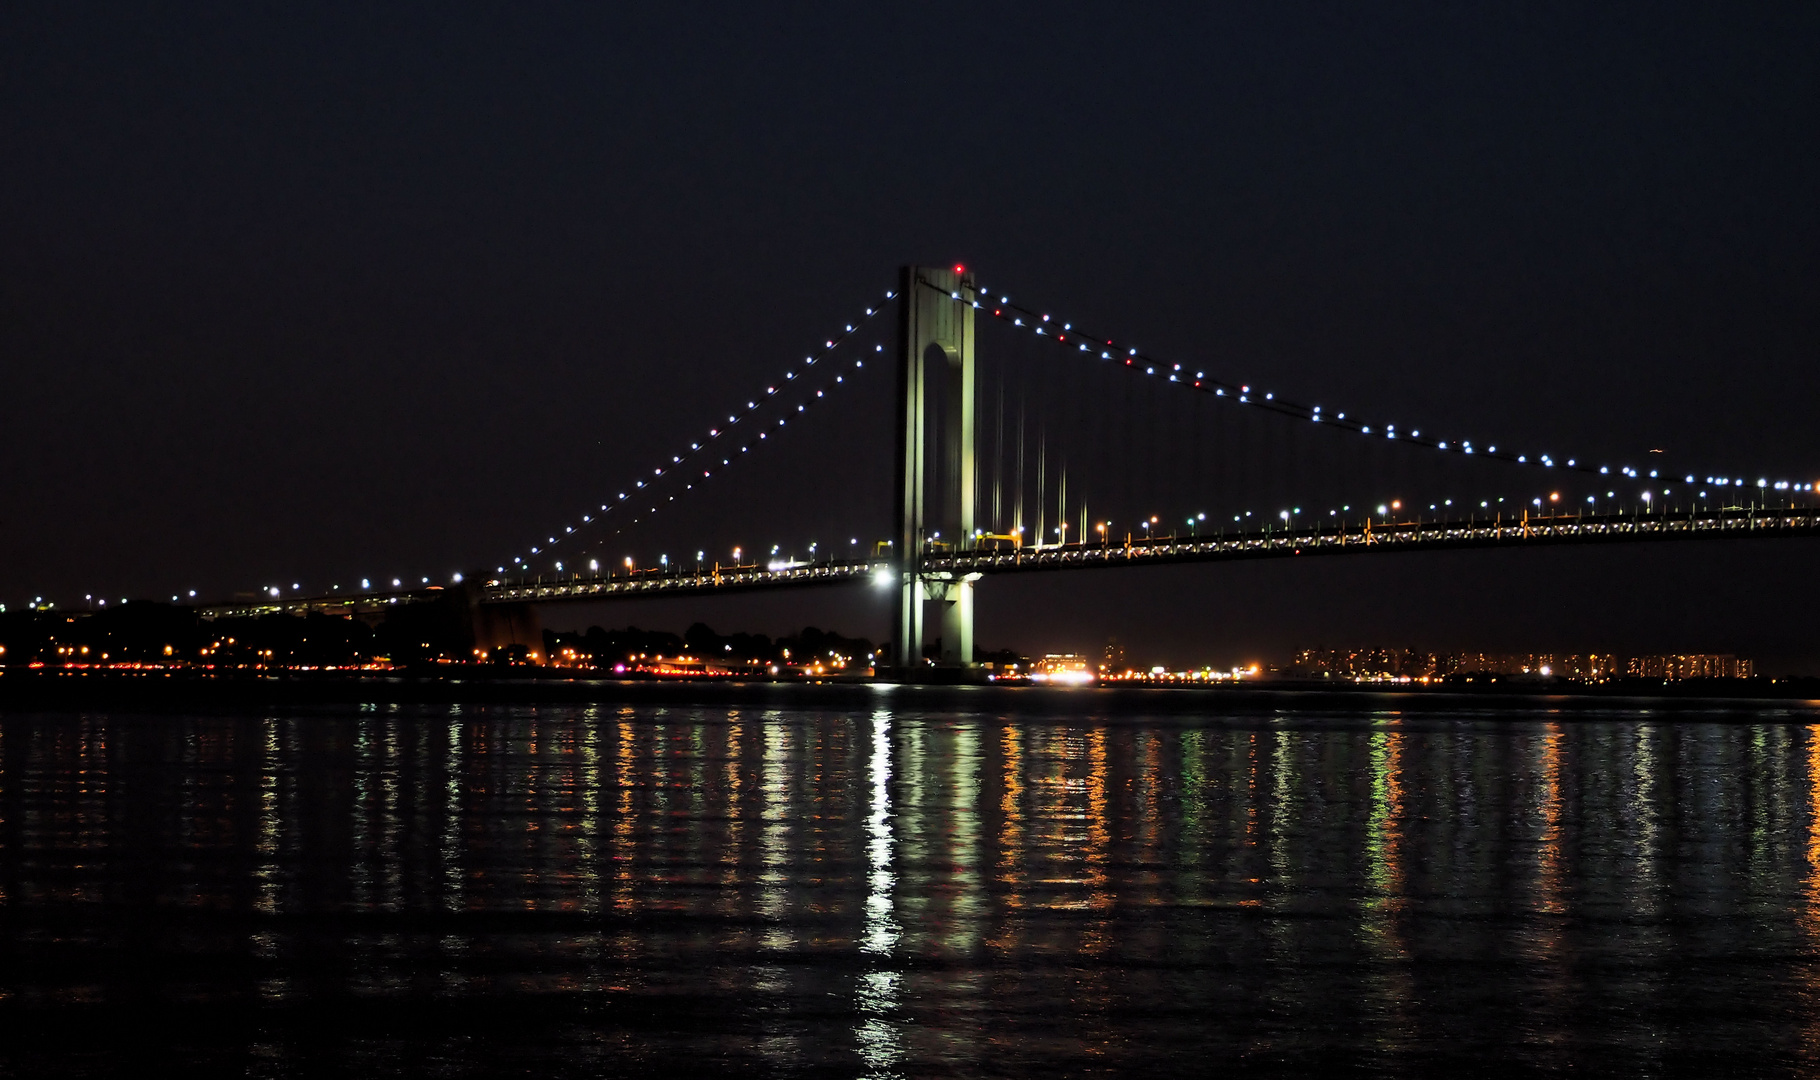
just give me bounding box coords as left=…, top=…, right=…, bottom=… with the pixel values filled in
left=4, top=695, right=1820, bottom=1075
left=856, top=709, right=902, bottom=1078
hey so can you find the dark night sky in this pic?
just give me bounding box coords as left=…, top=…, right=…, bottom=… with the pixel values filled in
left=4, top=3, right=1819, bottom=669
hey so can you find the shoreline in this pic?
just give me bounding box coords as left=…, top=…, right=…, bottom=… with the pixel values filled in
left=3, top=670, right=1817, bottom=714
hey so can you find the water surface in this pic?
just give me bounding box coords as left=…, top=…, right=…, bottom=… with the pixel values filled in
left=4, top=690, right=1820, bottom=1076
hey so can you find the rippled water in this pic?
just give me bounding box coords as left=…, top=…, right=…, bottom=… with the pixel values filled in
left=5, top=690, right=1820, bottom=1076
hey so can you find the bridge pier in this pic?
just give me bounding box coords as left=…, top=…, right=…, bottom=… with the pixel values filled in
left=472, top=600, right=542, bottom=659
left=446, top=582, right=543, bottom=660
left=891, top=265, right=979, bottom=674
left=935, top=573, right=979, bottom=666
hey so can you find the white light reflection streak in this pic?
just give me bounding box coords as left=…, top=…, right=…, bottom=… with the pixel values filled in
left=352, top=718, right=374, bottom=909
left=1627, top=723, right=1665, bottom=1074
left=254, top=717, right=286, bottom=1002
left=441, top=714, right=467, bottom=998
left=255, top=717, right=280, bottom=915
left=381, top=718, right=404, bottom=911
left=443, top=717, right=465, bottom=912
left=758, top=715, right=793, bottom=952
left=579, top=708, right=601, bottom=914
left=855, top=709, right=905, bottom=1076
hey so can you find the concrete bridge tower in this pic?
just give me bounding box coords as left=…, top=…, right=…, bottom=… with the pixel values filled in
left=891, top=265, right=980, bottom=672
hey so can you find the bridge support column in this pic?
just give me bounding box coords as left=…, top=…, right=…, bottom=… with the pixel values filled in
left=892, top=265, right=977, bottom=673
left=933, top=573, right=981, bottom=666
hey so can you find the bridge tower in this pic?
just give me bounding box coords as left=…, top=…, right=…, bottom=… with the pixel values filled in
left=892, top=265, right=980, bottom=672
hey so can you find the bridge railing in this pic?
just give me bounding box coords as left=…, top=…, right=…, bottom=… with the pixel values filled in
left=483, top=558, right=885, bottom=604
left=928, top=504, right=1820, bottom=576
left=193, top=503, right=1819, bottom=617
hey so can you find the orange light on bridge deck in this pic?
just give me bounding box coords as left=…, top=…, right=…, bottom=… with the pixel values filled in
left=1391, top=500, right=1401, bottom=510
left=1550, top=492, right=1560, bottom=502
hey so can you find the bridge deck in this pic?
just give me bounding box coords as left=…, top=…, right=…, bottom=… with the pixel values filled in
left=930, top=504, right=1820, bottom=576
left=198, top=506, right=1819, bottom=617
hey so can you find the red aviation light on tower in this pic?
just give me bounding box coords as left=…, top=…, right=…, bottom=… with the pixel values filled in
left=953, top=264, right=965, bottom=273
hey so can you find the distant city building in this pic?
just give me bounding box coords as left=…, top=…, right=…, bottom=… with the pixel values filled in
left=1626, top=654, right=1754, bottom=680
left=1101, top=637, right=1127, bottom=675
left=1033, top=653, right=1094, bottom=684
left=1292, top=648, right=1752, bottom=682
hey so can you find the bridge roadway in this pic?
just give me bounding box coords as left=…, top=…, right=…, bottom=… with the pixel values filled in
left=199, top=504, right=1820, bottom=619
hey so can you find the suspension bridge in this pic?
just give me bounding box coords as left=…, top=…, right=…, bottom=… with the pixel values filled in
left=199, top=265, right=1820, bottom=673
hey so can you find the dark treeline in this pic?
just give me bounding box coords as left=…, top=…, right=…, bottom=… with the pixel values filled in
left=0, top=603, right=881, bottom=672
left=0, top=603, right=388, bottom=666
left=549, top=623, right=878, bottom=669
